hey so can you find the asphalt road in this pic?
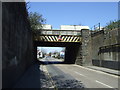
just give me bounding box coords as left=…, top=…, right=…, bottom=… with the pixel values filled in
left=41, top=57, right=119, bottom=89
left=46, top=65, right=85, bottom=88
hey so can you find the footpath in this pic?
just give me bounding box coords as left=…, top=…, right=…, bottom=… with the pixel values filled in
left=14, top=64, right=54, bottom=88
left=86, top=66, right=120, bottom=76
left=14, top=64, right=41, bottom=88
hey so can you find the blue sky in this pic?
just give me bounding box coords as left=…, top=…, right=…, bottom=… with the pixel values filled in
left=28, top=2, right=118, bottom=29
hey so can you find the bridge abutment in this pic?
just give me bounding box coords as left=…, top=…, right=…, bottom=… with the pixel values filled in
left=75, top=45, right=82, bottom=65
left=81, top=29, right=92, bottom=66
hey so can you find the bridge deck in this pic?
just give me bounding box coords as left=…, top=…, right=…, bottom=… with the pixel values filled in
left=34, top=29, right=82, bottom=42
left=34, top=35, right=81, bottom=42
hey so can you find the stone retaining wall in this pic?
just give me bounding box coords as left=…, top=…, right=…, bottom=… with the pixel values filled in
left=2, top=2, right=34, bottom=88
left=91, top=29, right=119, bottom=70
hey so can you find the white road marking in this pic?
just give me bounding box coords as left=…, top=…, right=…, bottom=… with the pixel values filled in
left=74, top=65, right=119, bottom=78
left=75, top=71, right=115, bottom=88
left=74, top=71, right=87, bottom=77
left=95, top=80, right=114, bottom=88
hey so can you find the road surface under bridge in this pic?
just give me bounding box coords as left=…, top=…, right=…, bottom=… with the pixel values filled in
left=34, top=41, right=81, bottom=64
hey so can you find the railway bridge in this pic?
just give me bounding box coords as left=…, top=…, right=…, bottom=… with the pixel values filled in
left=33, top=29, right=91, bottom=65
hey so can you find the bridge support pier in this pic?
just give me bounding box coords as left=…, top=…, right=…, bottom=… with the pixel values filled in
left=75, top=46, right=82, bottom=65
left=81, top=29, right=92, bottom=66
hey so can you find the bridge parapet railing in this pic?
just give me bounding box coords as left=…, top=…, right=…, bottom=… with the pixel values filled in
left=40, top=29, right=81, bottom=35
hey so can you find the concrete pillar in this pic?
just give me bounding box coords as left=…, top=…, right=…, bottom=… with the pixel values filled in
left=81, top=29, right=92, bottom=66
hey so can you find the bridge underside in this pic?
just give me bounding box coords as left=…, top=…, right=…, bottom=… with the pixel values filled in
left=34, top=41, right=81, bottom=64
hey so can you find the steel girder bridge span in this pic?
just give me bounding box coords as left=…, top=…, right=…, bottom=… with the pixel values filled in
left=33, top=29, right=82, bottom=64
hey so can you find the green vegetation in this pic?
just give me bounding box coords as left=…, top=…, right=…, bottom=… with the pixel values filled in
left=28, top=12, right=46, bottom=35
left=105, top=20, right=120, bottom=30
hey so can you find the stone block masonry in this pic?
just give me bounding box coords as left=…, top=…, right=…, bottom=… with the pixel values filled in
left=91, top=29, right=120, bottom=70
left=80, top=29, right=92, bottom=66
left=76, top=28, right=120, bottom=70
left=2, top=2, right=34, bottom=88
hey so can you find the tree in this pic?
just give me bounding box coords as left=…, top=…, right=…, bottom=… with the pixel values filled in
left=105, top=20, right=120, bottom=30
left=28, top=12, right=46, bottom=35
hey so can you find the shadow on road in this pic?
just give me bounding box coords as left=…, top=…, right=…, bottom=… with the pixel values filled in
left=37, top=60, right=64, bottom=65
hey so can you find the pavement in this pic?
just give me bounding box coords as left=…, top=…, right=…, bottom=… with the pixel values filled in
left=86, top=66, right=120, bottom=76
left=14, top=64, right=41, bottom=88
left=39, top=65, right=55, bottom=88
left=14, top=63, right=55, bottom=88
